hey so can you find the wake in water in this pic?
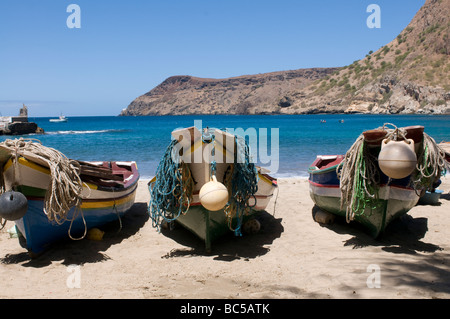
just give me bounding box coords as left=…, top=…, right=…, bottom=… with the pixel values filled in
left=43, top=129, right=128, bottom=135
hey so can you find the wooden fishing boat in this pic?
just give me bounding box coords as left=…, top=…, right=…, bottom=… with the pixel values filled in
left=309, top=155, right=420, bottom=237
left=308, top=125, right=447, bottom=238
left=149, top=126, right=277, bottom=252
left=0, top=139, right=139, bottom=256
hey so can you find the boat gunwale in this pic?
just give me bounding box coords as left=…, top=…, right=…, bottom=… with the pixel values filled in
left=308, top=155, right=344, bottom=175
left=4, top=156, right=140, bottom=193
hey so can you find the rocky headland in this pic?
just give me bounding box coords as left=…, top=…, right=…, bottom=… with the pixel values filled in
left=121, top=0, right=450, bottom=116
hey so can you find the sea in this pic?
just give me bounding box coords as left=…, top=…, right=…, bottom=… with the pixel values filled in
left=1, top=114, right=449, bottom=179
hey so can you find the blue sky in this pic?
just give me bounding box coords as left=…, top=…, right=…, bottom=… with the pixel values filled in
left=0, top=0, right=425, bottom=117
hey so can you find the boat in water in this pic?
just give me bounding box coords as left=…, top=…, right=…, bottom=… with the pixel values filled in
left=149, top=126, right=277, bottom=252
left=308, top=124, right=449, bottom=238
left=0, top=139, right=139, bottom=256
left=49, top=115, right=68, bottom=123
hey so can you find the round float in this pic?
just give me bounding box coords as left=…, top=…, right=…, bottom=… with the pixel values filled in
left=378, top=138, right=417, bottom=179
left=0, top=191, right=28, bottom=221
left=199, top=176, right=229, bottom=211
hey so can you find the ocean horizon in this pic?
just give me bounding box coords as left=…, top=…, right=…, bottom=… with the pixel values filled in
left=1, top=114, right=449, bottom=179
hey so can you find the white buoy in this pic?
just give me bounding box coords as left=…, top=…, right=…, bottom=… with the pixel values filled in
left=378, top=138, right=417, bottom=179
left=199, top=175, right=229, bottom=211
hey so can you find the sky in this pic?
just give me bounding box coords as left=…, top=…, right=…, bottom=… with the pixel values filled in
left=0, top=0, right=425, bottom=117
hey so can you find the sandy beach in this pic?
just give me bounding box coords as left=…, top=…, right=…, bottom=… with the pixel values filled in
left=0, top=177, right=449, bottom=299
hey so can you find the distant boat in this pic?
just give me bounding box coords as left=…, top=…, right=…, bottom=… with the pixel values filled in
left=49, top=115, right=68, bottom=123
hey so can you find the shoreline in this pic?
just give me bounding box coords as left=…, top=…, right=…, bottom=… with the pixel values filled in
left=0, top=176, right=449, bottom=299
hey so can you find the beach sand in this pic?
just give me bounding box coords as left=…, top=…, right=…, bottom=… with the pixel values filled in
left=0, top=177, right=449, bottom=299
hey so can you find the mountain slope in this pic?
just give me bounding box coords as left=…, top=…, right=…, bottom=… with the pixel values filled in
left=121, top=0, right=449, bottom=116
left=284, top=0, right=450, bottom=114
left=120, top=68, right=339, bottom=116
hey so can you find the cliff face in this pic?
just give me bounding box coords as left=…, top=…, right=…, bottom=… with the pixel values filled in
left=285, top=0, right=450, bottom=115
left=121, top=0, right=450, bottom=116
left=120, top=68, right=339, bottom=115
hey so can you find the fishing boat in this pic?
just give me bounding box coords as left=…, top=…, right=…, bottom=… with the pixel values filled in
left=49, top=114, right=68, bottom=122
left=309, top=124, right=449, bottom=238
left=149, top=126, right=277, bottom=252
left=0, top=139, right=139, bottom=256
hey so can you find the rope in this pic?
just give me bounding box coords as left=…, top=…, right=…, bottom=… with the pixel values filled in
left=412, top=132, right=450, bottom=193
left=0, top=166, right=5, bottom=229
left=337, top=135, right=380, bottom=223
left=0, top=138, right=84, bottom=225
left=149, top=130, right=258, bottom=237
left=148, top=139, right=194, bottom=231
left=338, top=123, right=449, bottom=223
left=68, top=205, right=87, bottom=240
left=223, top=134, right=259, bottom=236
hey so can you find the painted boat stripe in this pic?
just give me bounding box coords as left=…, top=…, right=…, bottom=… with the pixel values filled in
left=81, top=189, right=137, bottom=209
left=308, top=180, right=340, bottom=188
left=5, top=156, right=49, bottom=175
left=25, top=186, right=137, bottom=209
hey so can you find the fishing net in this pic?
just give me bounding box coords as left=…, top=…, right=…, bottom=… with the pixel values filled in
left=337, top=123, right=449, bottom=223
left=148, top=129, right=258, bottom=236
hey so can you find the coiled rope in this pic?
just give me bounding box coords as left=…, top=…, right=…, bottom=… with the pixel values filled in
left=0, top=138, right=84, bottom=225
left=148, top=139, right=194, bottom=231
left=412, top=132, right=450, bottom=193
left=337, top=134, right=380, bottom=223
left=223, top=134, right=258, bottom=236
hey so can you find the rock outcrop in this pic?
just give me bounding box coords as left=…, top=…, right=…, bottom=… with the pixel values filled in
left=120, top=68, right=339, bottom=116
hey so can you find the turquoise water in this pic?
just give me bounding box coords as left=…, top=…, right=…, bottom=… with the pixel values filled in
left=1, top=114, right=449, bottom=179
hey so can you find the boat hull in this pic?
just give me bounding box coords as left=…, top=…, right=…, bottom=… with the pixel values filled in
left=15, top=190, right=136, bottom=255
left=308, top=155, right=420, bottom=237
left=175, top=205, right=257, bottom=252
left=152, top=170, right=276, bottom=252
left=1, top=152, right=139, bottom=255
left=151, top=127, right=277, bottom=251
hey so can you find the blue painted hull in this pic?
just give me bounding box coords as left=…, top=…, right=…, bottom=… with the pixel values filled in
left=15, top=193, right=136, bottom=255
